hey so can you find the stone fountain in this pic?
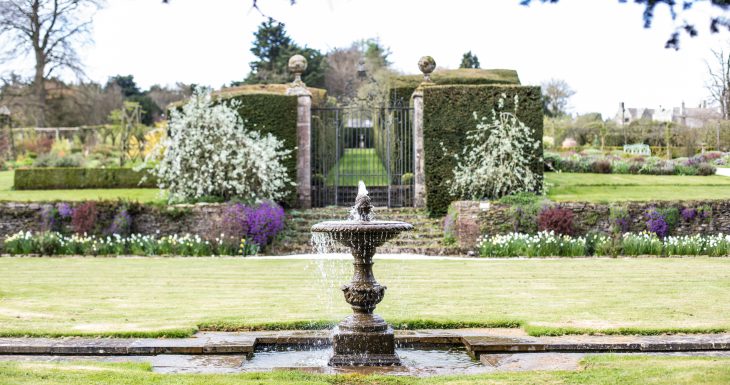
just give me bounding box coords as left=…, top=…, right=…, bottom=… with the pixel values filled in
left=311, top=182, right=413, bottom=366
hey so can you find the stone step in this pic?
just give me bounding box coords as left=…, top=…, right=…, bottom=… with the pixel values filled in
left=276, top=208, right=448, bottom=255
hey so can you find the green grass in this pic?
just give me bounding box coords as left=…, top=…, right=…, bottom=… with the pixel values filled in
left=0, top=171, right=164, bottom=202
left=0, top=355, right=729, bottom=384
left=325, top=148, right=388, bottom=187
left=0, top=257, right=728, bottom=337
left=545, top=172, right=730, bottom=202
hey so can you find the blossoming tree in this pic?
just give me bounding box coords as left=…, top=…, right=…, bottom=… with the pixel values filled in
left=151, top=89, right=292, bottom=203
left=449, top=94, right=543, bottom=200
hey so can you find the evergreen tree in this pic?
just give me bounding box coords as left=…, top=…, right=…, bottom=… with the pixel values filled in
left=106, top=75, right=141, bottom=97
left=243, top=18, right=326, bottom=88
left=459, top=51, right=481, bottom=69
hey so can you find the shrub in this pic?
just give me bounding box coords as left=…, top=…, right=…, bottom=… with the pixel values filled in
left=501, top=192, right=549, bottom=233
left=217, top=203, right=249, bottom=245
left=658, top=207, right=680, bottom=230
left=697, top=163, right=716, bottom=176
left=401, top=172, right=414, bottom=185
left=681, top=207, right=697, bottom=222
left=590, top=159, right=612, bottom=173
left=40, top=205, right=62, bottom=232
left=611, top=160, right=630, bottom=174
left=537, top=206, right=575, bottom=236
left=448, top=94, right=542, bottom=200
left=698, top=205, right=713, bottom=221
left=543, top=152, right=561, bottom=171
left=675, top=164, right=698, bottom=176
left=645, top=209, right=669, bottom=238
left=14, top=168, right=156, bottom=190
left=609, top=205, right=630, bottom=234
left=245, top=201, right=286, bottom=247
left=151, top=89, right=292, bottom=203
left=423, top=84, right=543, bottom=216
left=108, top=207, right=132, bottom=236
left=71, top=202, right=98, bottom=235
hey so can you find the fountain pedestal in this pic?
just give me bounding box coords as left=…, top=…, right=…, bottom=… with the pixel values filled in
left=329, top=243, right=399, bottom=366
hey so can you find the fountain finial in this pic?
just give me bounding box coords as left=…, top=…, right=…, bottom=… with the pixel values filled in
left=354, top=181, right=372, bottom=221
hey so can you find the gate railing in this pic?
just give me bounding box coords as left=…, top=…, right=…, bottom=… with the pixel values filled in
left=311, top=105, right=414, bottom=208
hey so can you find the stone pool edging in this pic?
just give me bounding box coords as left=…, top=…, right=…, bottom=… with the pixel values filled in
left=1, top=330, right=730, bottom=359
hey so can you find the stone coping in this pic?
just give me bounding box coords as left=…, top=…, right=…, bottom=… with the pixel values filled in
left=1, top=329, right=729, bottom=357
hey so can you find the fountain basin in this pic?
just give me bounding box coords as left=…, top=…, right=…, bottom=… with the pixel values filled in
left=311, top=220, right=413, bottom=248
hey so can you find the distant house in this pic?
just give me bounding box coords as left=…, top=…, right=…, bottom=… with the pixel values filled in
left=614, top=102, right=722, bottom=129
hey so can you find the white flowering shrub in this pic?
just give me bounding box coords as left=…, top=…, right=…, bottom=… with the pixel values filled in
left=151, top=89, right=292, bottom=203
left=449, top=94, right=543, bottom=200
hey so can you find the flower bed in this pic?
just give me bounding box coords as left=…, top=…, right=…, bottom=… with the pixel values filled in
left=477, top=231, right=730, bottom=257
left=544, top=151, right=720, bottom=176
left=4, top=231, right=258, bottom=256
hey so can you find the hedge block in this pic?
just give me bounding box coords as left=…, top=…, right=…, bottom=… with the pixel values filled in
left=390, top=68, right=521, bottom=105
left=423, top=84, right=544, bottom=216
left=14, top=168, right=157, bottom=190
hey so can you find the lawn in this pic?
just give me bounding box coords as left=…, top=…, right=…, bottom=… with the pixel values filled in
left=0, top=355, right=729, bottom=384
left=545, top=172, right=730, bottom=202
left=0, top=257, right=728, bottom=337
left=0, top=171, right=163, bottom=203
left=325, top=148, right=389, bottom=186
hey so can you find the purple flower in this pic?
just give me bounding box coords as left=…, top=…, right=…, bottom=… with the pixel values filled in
left=699, top=206, right=712, bottom=220
left=646, top=209, right=669, bottom=238
left=40, top=205, right=60, bottom=232
left=108, top=208, right=132, bottom=235
left=614, top=216, right=630, bottom=233
left=680, top=207, right=697, bottom=222
left=219, top=203, right=248, bottom=242
left=244, top=201, right=285, bottom=247
left=56, top=203, right=73, bottom=218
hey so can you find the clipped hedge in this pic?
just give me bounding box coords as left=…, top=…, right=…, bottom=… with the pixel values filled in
left=14, top=168, right=157, bottom=190
left=423, top=84, right=544, bottom=216
left=389, top=68, right=521, bottom=105
left=225, top=93, right=299, bottom=206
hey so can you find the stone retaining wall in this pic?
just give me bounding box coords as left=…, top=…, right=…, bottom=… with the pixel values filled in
left=0, top=202, right=227, bottom=241
left=450, top=200, right=729, bottom=250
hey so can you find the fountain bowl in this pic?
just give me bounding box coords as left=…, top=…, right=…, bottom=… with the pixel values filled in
left=312, top=220, right=413, bottom=248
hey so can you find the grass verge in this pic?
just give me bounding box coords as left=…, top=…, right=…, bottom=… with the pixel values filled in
left=0, top=355, right=729, bottom=384
left=545, top=172, right=730, bottom=202
left=0, top=257, right=728, bottom=337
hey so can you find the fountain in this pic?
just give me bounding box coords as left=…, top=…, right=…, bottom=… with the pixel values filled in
left=311, top=181, right=413, bottom=366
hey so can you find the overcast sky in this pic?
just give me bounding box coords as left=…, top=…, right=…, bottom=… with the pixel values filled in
left=6, top=0, right=730, bottom=118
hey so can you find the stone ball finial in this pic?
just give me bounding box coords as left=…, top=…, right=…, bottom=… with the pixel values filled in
left=288, top=54, right=308, bottom=74
left=418, top=56, right=436, bottom=83
left=288, top=55, right=308, bottom=88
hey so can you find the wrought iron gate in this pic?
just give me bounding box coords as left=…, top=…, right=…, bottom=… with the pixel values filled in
left=311, top=105, right=414, bottom=208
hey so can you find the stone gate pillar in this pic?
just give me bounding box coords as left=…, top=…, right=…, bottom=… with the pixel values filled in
left=411, top=56, right=435, bottom=209
left=286, top=55, right=312, bottom=209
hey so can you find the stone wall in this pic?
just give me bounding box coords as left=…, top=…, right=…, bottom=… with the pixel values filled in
left=451, top=200, right=729, bottom=250
left=0, top=202, right=228, bottom=241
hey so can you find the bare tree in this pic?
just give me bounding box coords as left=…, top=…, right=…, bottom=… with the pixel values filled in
left=324, top=46, right=363, bottom=101
left=542, top=79, right=575, bottom=117
left=706, top=48, right=730, bottom=120
left=0, top=0, right=102, bottom=127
